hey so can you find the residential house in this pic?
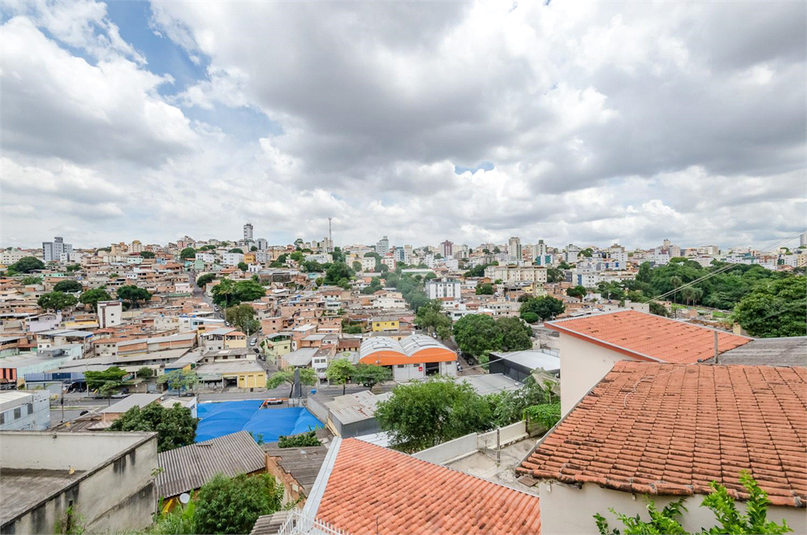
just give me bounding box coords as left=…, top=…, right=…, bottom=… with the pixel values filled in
left=516, top=361, right=806, bottom=534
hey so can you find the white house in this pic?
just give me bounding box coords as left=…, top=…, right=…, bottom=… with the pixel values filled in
left=426, top=278, right=461, bottom=300
left=546, top=310, right=752, bottom=415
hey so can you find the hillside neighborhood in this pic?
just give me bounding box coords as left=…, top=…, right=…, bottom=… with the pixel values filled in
left=0, top=228, right=804, bottom=534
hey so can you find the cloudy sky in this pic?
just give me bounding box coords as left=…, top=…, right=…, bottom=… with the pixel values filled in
left=1, top=0, right=805, bottom=250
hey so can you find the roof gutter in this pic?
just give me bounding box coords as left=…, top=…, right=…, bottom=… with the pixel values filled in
left=302, top=436, right=342, bottom=519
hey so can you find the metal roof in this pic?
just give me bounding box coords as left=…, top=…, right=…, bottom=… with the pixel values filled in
left=490, top=350, right=561, bottom=373
left=707, top=337, right=807, bottom=367
left=282, top=348, right=318, bottom=367
left=100, top=393, right=163, bottom=414
left=157, top=431, right=266, bottom=498
left=460, top=373, right=523, bottom=396
left=263, top=443, right=329, bottom=495
left=325, top=391, right=392, bottom=425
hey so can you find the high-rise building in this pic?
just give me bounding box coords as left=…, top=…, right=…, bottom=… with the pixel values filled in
left=42, top=237, right=72, bottom=263
left=440, top=240, right=454, bottom=258
left=256, top=238, right=268, bottom=251
left=243, top=223, right=254, bottom=241
left=800, top=232, right=807, bottom=248
left=130, top=240, right=143, bottom=253
left=508, top=237, right=522, bottom=263
left=376, top=236, right=389, bottom=254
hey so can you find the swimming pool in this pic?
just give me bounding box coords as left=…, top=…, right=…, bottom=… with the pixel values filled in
left=196, top=400, right=323, bottom=443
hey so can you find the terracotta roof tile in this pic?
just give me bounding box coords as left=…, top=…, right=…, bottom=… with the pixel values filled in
left=517, top=361, right=806, bottom=507
left=547, top=310, right=752, bottom=363
left=318, top=439, right=541, bottom=535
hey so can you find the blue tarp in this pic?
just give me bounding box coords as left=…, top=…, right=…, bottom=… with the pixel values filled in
left=195, top=401, right=323, bottom=443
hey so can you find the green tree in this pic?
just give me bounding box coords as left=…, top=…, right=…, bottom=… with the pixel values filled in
left=278, top=431, right=321, bottom=448
left=196, top=273, right=216, bottom=288
left=496, top=316, right=533, bottom=352
left=225, top=304, right=260, bottom=336
left=85, top=366, right=128, bottom=390
left=352, top=260, right=362, bottom=272
left=324, top=262, right=353, bottom=285
left=415, top=300, right=453, bottom=339
left=158, top=369, right=198, bottom=394
left=546, top=267, right=564, bottom=283
left=53, top=280, right=82, bottom=293
left=37, top=291, right=78, bottom=311
left=734, top=276, right=806, bottom=337
left=354, top=363, right=392, bottom=388
left=649, top=301, right=669, bottom=317
left=250, top=246, right=258, bottom=252
left=211, top=278, right=236, bottom=307
left=80, top=288, right=112, bottom=310
left=136, top=367, right=154, bottom=379
left=21, top=275, right=42, bottom=285
left=566, top=285, right=587, bottom=301
left=237, top=262, right=248, bottom=272
left=9, top=256, right=45, bottom=274
left=521, top=311, right=539, bottom=324
left=266, top=368, right=317, bottom=389
left=520, top=296, right=565, bottom=322
left=376, top=378, right=493, bottom=452
left=179, top=247, right=196, bottom=260
left=65, top=264, right=82, bottom=272
left=139, top=251, right=155, bottom=259
left=116, top=285, right=151, bottom=308
left=234, top=280, right=266, bottom=303
left=597, top=281, right=625, bottom=301
left=109, top=402, right=197, bottom=452
left=228, top=248, right=244, bottom=254
left=454, top=314, right=502, bottom=364
left=636, top=262, right=653, bottom=283
left=194, top=473, right=283, bottom=535
left=325, top=358, right=355, bottom=395
left=476, top=282, right=494, bottom=295
left=212, top=279, right=266, bottom=307
left=595, top=471, right=792, bottom=535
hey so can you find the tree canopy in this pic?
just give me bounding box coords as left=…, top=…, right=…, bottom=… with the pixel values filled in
left=325, top=358, right=354, bottom=394
left=109, top=402, right=197, bottom=452
left=117, top=285, right=152, bottom=308
left=519, top=295, right=565, bottom=322
left=158, top=369, right=198, bottom=393
left=84, top=366, right=127, bottom=390
left=53, top=280, right=82, bottom=293
left=225, top=304, right=260, bottom=336
left=9, top=256, right=45, bottom=274
left=567, top=285, right=587, bottom=300
left=266, top=368, right=317, bottom=389
left=476, top=282, right=494, bottom=295
left=37, top=291, right=78, bottom=311
left=734, top=276, right=806, bottom=337
left=194, top=473, right=283, bottom=535
left=376, top=378, right=494, bottom=452
left=454, top=314, right=533, bottom=363
left=211, top=279, right=266, bottom=307
left=228, top=248, right=244, bottom=254
left=237, top=261, right=249, bottom=272
left=179, top=247, right=196, bottom=260
left=139, top=251, right=155, bottom=258
left=196, top=273, right=216, bottom=287
left=415, top=300, right=452, bottom=339
left=80, top=288, right=112, bottom=310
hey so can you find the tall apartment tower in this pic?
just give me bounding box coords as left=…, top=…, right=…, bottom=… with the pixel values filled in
left=243, top=223, right=254, bottom=241
left=800, top=232, right=807, bottom=248
left=376, top=236, right=390, bottom=254
left=42, top=237, right=72, bottom=263
left=508, top=237, right=522, bottom=263
left=440, top=240, right=454, bottom=258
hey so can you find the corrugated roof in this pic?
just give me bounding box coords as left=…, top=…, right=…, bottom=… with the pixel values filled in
left=517, top=361, right=807, bottom=507
left=157, top=430, right=266, bottom=498
left=708, top=337, right=807, bottom=367
left=263, top=443, right=329, bottom=495
left=282, top=348, right=318, bottom=367
left=491, top=350, right=560, bottom=372
left=547, top=310, right=751, bottom=364
left=316, top=439, right=541, bottom=535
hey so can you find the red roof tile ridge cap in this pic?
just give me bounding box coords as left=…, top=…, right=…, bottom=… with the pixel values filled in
left=547, top=323, right=664, bottom=363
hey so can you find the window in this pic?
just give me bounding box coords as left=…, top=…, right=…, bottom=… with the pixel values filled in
left=14, top=407, right=21, bottom=420
left=26, top=403, right=33, bottom=415
left=0, top=412, right=4, bottom=425
left=397, top=365, right=405, bottom=369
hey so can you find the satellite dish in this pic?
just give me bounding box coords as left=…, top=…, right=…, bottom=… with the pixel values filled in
left=179, top=493, right=190, bottom=505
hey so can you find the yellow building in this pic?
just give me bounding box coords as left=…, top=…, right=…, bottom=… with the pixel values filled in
left=196, top=361, right=266, bottom=389
left=243, top=252, right=257, bottom=263
left=262, top=334, right=292, bottom=364
left=371, top=317, right=400, bottom=332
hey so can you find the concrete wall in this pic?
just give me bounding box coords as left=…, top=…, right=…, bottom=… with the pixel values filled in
left=0, top=432, right=150, bottom=471
left=392, top=363, right=426, bottom=382
left=413, top=432, right=477, bottom=464
left=559, top=334, right=628, bottom=415
left=305, top=396, right=329, bottom=424
left=1, top=432, right=158, bottom=535
left=538, top=480, right=805, bottom=535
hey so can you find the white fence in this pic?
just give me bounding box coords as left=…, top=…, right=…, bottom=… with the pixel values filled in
left=277, top=510, right=350, bottom=535
left=413, top=420, right=528, bottom=465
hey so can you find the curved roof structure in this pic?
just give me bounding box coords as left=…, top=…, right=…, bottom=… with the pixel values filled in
left=359, top=334, right=456, bottom=365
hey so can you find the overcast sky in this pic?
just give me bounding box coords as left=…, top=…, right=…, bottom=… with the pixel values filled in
left=1, top=0, right=805, bottom=250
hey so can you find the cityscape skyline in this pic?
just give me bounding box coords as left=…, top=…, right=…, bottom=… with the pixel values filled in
left=1, top=1, right=805, bottom=250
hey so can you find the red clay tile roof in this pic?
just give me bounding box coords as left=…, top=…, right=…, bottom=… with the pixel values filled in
left=547, top=310, right=751, bottom=364
left=318, top=438, right=541, bottom=535
left=517, top=361, right=807, bottom=507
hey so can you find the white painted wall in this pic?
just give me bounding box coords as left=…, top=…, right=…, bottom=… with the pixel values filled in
left=538, top=481, right=805, bottom=535
left=393, top=363, right=426, bottom=382
left=559, top=334, right=629, bottom=415
left=0, top=432, right=151, bottom=471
